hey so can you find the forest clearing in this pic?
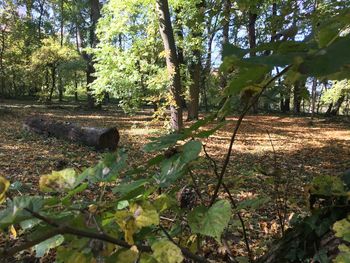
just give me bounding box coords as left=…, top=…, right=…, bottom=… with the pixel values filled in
left=1, top=0, right=350, bottom=262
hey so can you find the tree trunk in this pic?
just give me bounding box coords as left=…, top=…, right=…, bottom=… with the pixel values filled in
left=86, top=0, right=100, bottom=108
left=37, top=0, right=44, bottom=39
left=248, top=11, right=258, bottom=113
left=293, top=81, right=301, bottom=114
left=60, top=0, right=64, bottom=46
left=174, top=8, right=187, bottom=111
left=219, top=0, right=230, bottom=90
left=325, top=102, right=333, bottom=116
left=49, top=66, right=56, bottom=102
left=187, top=1, right=204, bottom=121
left=156, top=0, right=183, bottom=131
left=24, top=116, right=119, bottom=151
left=74, top=72, right=79, bottom=102
left=0, top=28, right=5, bottom=98
left=311, top=78, right=317, bottom=119
left=330, top=95, right=345, bottom=116
left=187, top=59, right=200, bottom=120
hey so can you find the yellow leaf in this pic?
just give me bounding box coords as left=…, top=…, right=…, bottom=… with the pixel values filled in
left=0, top=176, right=10, bottom=204
left=39, top=168, right=76, bottom=192
left=115, top=210, right=137, bottom=245
left=130, top=202, right=159, bottom=228
left=9, top=225, right=17, bottom=239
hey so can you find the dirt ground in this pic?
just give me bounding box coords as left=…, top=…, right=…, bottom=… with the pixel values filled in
left=0, top=100, right=349, bottom=258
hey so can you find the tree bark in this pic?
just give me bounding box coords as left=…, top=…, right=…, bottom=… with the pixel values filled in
left=156, top=0, right=183, bottom=131
left=219, top=0, right=230, bottom=90
left=24, top=116, right=119, bottom=150
left=187, top=1, right=205, bottom=121
left=85, top=0, right=101, bottom=109
left=293, top=81, right=302, bottom=114
left=49, top=66, right=56, bottom=102
left=311, top=78, right=317, bottom=119
left=248, top=11, right=258, bottom=113
left=330, top=95, right=345, bottom=116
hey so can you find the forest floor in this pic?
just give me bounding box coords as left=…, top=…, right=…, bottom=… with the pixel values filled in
left=0, top=100, right=350, bottom=260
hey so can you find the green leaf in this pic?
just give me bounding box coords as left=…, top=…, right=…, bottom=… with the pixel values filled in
left=313, top=249, right=329, bottom=263
left=0, top=196, right=43, bottom=229
left=222, top=43, right=248, bottom=59
left=140, top=253, right=158, bottom=263
left=147, top=155, right=165, bottom=166
left=153, top=194, right=177, bottom=213
left=236, top=196, right=271, bottom=211
left=34, top=234, right=64, bottom=257
left=299, top=35, right=350, bottom=78
left=115, top=248, right=139, bottom=263
left=155, top=154, right=185, bottom=188
left=151, top=240, right=184, bottom=263
left=181, top=140, right=202, bottom=163
left=144, top=133, right=185, bottom=153
left=20, top=218, right=41, bottom=230
left=56, top=247, right=90, bottom=263
left=194, top=121, right=226, bottom=138
left=334, top=244, right=350, bottom=263
left=112, top=179, right=149, bottom=196
left=310, top=175, right=347, bottom=196
left=333, top=218, right=350, bottom=242
left=316, top=9, right=350, bottom=48
left=225, top=62, right=270, bottom=95
left=61, top=183, right=88, bottom=204
left=188, top=200, right=231, bottom=241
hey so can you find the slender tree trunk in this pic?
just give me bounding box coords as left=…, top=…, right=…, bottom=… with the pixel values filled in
left=293, top=81, right=301, bottom=114
left=330, top=95, right=345, bottom=116
left=202, top=34, right=214, bottom=111
left=85, top=0, right=101, bottom=109
left=74, top=72, right=78, bottom=102
left=311, top=78, right=317, bottom=119
left=316, top=85, right=324, bottom=114
left=219, top=0, right=230, bottom=90
left=248, top=11, right=259, bottom=113
left=37, top=0, right=44, bottom=39
left=0, top=28, right=5, bottom=97
left=187, top=1, right=204, bottom=121
left=188, top=59, right=200, bottom=120
left=60, top=0, right=64, bottom=46
left=325, top=102, right=333, bottom=116
left=49, top=66, right=56, bottom=102
left=58, top=71, right=63, bottom=102
left=156, top=0, right=183, bottom=131
left=174, top=9, right=186, bottom=109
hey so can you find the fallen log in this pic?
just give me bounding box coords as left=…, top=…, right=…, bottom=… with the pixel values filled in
left=23, top=116, right=119, bottom=151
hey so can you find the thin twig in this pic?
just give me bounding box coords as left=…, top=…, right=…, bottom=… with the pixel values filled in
left=159, top=225, right=209, bottom=263
left=188, top=168, right=204, bottom=203
left=0, top=229, right=63, bottom=258
left=209, top=65, right=292, bottom=207
left=203, top=145, right=252, bottom=262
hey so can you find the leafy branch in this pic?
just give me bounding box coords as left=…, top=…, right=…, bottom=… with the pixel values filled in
left=0, top=207, right=208, bottom=263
